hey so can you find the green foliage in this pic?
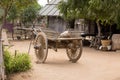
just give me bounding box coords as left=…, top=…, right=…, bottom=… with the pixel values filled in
left=4, top=49, right=14, bottom=74
left=4, top=49, right=31, bottom=75
left=0, top=0, right=39, bottom=24
left=58, top=0, right=89, bottom=20
left=7, top=5, right=18, bottom=21
left=21, top=3, right=41, bottom=24
left=58, top=0, right=120, bottom=28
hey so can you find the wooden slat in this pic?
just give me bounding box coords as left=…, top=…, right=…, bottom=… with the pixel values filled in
left=48, top=37, right=82, bottom=41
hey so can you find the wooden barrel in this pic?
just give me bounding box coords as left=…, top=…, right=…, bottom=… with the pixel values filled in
left=101, top=40, right=111, bottom=47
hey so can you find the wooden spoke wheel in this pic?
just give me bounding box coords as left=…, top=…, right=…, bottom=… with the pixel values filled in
left=34, top=32, right=48, bottom=63
left=66, top=40, right=82, bottom=63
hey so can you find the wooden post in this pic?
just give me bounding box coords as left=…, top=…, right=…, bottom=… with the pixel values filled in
left=0, top=39, right=5, bottom=80
left=15, top=50, right=17, bottom=57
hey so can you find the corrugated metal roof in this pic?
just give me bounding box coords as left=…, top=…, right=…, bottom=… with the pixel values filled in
left=39, top=0, right=62, bottom=16
left=49, top=0, right=61, bottom=4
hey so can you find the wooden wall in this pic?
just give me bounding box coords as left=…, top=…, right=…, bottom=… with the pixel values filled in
left=48, top=16, right=67, bottom=33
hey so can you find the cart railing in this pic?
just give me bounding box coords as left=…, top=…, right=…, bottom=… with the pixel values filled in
left=14, top=27, right=83, bottom=40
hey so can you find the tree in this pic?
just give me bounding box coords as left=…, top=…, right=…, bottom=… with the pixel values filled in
left=58, top=0, right=120, bottom=33
left=0, top=0, right=37, bottom=38
left=58, top=0, right=90, bottom=19
left=21, top=3, right=41, bottom=26
left=88, top=0, right=120, bottom=36
left=58, top=0, right=89, bottom=28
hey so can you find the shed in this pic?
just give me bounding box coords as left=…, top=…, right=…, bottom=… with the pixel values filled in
left=39, top=0, right=67, bottom=33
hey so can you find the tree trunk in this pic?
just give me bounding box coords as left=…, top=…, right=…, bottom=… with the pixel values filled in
left=96, top=20, right=101, bottom=37
left=95, top=20, right=101, bottom=49
left=0, top=9, right=7, bottom=39
left=12, top=20, right=14, bottom=40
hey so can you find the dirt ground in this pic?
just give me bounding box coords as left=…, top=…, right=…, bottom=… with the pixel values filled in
left=7, top=40, right=120, bottom=80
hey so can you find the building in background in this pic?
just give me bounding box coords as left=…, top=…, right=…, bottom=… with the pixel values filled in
left=39, top=0, right=97, bottom=35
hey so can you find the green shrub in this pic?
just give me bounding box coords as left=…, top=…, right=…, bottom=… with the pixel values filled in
left=4, top=50, right=14, bottom=74
left=4, top=49, right=31, bottom=75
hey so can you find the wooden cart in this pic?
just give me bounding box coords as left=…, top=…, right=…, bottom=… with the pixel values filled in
left=33, top=27, right=83, bottom=63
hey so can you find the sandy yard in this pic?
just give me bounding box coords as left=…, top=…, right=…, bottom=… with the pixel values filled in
left=7, top=40, right=120, bottom=80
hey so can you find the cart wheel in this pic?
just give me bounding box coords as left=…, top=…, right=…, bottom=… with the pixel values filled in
left=34, top=32, right=48, bottom=63
left=66, top=40, right=82, bottom=63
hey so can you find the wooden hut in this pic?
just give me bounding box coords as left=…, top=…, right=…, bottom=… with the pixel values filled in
left=39, top=0, right=67, bottom=33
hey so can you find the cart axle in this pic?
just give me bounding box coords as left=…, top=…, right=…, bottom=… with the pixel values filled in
left=34, top=44, right=41, bottom=49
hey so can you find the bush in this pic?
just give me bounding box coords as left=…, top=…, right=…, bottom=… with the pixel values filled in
left=4, top=49, right=31, bottom=75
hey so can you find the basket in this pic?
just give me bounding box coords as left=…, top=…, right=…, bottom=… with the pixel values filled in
left=101, top=40, right=111, bottom=47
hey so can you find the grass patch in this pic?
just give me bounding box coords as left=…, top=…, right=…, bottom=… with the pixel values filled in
left=4, top=49, right=31, bottom=75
